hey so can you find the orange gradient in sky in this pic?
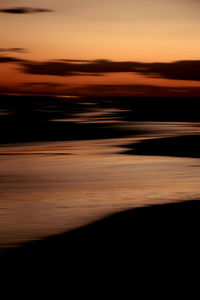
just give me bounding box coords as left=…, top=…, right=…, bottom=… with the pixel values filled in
left=1, top=0, right=200, bottom=95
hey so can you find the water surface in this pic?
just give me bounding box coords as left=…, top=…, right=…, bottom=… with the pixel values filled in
left=1, top=121, right=200, bottom=249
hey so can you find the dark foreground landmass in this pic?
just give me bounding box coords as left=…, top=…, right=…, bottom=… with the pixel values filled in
left=1, top=199, right=200, bottom=290
left=122, top=135, right=200, bottom=158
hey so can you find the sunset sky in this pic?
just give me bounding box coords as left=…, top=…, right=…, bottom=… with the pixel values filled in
left=1, top=0, right=200, bottom=96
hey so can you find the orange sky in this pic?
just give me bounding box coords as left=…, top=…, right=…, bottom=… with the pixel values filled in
left=1, top=0, right=200, bottom=96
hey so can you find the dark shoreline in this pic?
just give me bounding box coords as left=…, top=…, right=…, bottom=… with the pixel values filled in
left=1, top=199, right=200, bottom=293
left=2, top=199, right=200, bottom=264
left=121, top=135, right=200, bottom=158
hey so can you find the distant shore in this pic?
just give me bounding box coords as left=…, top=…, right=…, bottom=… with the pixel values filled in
left=121, top=135, right=200, bottom=158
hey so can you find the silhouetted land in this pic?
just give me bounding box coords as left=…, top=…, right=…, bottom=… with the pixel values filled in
left=114, top=96, right=200, bottom=122
left=0, top=95, right=135, bottom=143
left=122, top=135, right=200, bottom=158
left=1, top=94, right=200, bottom=143
left=1, top=200, right=200, bottom=288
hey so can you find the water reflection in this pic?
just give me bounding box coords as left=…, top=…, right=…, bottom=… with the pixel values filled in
left=1, top=126, right=200, bottom=249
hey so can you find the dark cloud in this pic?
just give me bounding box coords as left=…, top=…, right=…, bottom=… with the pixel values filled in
left=0, top=56, right=25, bottom=63
left=0, top=7, right=54, bottom=14
left=139, top=60, right=200, bottom=81
left=59, top=59, right=92, bottom=63
left=20, top=59, right=200, bottom=81
left=21, top=59, right=142, bottom=76
left=2, top=55, right=200, bottom=82
left=0, top=48, right=28, bottom=53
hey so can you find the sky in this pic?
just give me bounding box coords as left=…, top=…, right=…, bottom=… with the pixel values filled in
left=1, top=0, right=200, bottom=96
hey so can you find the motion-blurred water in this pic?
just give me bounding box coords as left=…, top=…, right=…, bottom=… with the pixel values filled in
left=1, top=121, right=200, bottom=249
